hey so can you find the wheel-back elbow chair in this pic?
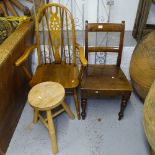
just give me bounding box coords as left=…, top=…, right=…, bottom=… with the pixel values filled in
left=15, top=3, right=87, bottom=120
left=80, top=21, right=132, bottom=120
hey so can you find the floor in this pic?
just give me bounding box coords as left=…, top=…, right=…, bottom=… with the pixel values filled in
left=6, top=47, right=150, bottom=155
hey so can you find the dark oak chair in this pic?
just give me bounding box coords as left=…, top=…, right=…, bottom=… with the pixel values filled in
left=80, top=21, right=132, bottom=120
left=15, top=3, right=87, bottom=120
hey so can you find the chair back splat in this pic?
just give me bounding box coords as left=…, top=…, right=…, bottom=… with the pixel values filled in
left=35, top=3, right=76, bottom=65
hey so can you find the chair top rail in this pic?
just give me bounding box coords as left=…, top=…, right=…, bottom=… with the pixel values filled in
left=88, top=47, right=119, bottom=53
left=86, top=21, right=125, bottom=32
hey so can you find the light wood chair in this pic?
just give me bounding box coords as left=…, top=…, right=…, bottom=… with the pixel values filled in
left=15, top=3, right=87, bottom=120
left=28, top=81, right=75, bottom=154
left=80, top=21, right=132, bottom=120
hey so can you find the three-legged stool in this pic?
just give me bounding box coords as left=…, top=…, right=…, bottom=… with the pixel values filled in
left=28, top=82, right=75, bottom=154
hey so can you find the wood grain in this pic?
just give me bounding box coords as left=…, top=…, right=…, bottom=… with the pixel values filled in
left=0, top=22, right=34, bottom=154
left=29, top=64, right=79, bottom=89
left=28, top=82, right=65, bottom=110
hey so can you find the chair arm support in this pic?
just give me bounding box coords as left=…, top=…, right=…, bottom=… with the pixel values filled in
left=15, top=44, right=37, bottom=66
left=76, top=43, right=87, bottom=66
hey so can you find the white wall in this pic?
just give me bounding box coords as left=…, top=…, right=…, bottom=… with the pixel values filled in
left=36, top=0, right=155, bottom=30
left=109, top=0, right=155, bottom=29
left=49, top=0, right=140, bottom=30
left=86, top=0, right=140, bottom=30
left=110, top=0, right=139, bottom=30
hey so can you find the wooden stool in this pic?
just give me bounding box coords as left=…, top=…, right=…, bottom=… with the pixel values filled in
left=28, top=82, right=75, bottom=154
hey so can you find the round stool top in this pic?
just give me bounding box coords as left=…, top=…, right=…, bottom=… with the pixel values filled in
left=28, top=82, right=65, bottom=110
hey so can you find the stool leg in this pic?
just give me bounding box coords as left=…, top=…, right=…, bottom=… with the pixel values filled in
left=61, top=102, right=75, bottom=120
left=33, top=109, right=39, bottom=124
left=46, top=110, right=58, bottom=154
left=73, top=88, right=81, bottom=120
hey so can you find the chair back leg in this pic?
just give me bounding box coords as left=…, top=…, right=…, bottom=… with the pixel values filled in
left=73, top=88, right=81, bottom=120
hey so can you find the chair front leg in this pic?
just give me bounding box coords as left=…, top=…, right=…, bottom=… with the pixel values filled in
left=73, top=88, right=81, bottom=120
left=81, top=98, right=87, bottom=120
left=118, top=92, right=131, bottom=120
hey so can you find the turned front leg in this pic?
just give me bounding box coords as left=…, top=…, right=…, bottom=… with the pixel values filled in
left=81, top=98, right=87, bottom=120
left=118, top=93, right=131, bottom=120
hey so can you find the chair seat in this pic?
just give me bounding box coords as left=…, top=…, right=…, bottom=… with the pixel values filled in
left=81, top=65, right=132, bottom=96
left=30, top=64, right=79, bottom=88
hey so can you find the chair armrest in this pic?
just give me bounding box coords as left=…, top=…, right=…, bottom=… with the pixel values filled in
left=15, top=44, right=37, bottom=66
left=76, top=43, right=87, bottom=66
